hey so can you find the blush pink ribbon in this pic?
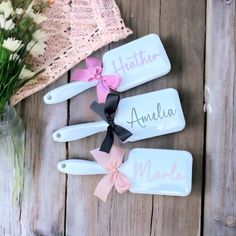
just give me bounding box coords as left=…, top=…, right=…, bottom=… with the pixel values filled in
left=90, top=145, right=131, bottom=202
left=71, top=58, right=122, bottom=103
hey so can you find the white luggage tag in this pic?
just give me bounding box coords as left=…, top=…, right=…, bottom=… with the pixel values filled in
left=57, top=146, right=193, bottom=202
left=53, top=89, right=186, bottom=147
left=44, top=34, right=171, bottom=104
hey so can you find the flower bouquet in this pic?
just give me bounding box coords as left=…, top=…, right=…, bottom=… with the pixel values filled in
left=0, top=0, right=49, bottom=204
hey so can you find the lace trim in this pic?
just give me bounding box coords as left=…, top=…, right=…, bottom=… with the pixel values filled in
left=11, top=0, right=132, bottom=105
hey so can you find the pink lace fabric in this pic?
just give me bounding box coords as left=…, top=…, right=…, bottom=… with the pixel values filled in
left=11, top=0, right=132, bottom=105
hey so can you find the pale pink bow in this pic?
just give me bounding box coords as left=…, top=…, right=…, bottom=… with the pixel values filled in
left=90, top=145, right=131, bottom=202
left=71, top=58, right=122, bottom=103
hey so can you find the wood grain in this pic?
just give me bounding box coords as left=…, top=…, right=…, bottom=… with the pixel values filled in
left=150, top=1, right=206, bottom=235
left=20, top=75, right=68, bottom=236
left=0, top=145, right=21, bottom=235
left=65, top=0, right=206, bottom=235
left=65, top=48, right=111, bottom=236
left=0, top=0, right=212, bottom=235
left=66, top=56, right=154, bottom=236
left=204, top=0, right=236, bottom=235
left=0, top=75, right=68, bottom=236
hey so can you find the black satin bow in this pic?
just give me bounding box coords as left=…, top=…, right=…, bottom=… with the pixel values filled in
left=90, top=93, right=133, bottom=153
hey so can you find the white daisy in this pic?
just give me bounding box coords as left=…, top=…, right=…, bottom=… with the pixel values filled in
left=27, top=40, right=46, bottom=57
left=19, top=66, right=35, bottom=80
left=2, top=38, right=22, bottom=52
left=0, top=1, right=13, bottom=19
left=33, top=30, right=48, bottom=42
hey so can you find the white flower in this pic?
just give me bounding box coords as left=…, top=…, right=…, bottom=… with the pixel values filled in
left=30, top=12, right=47, bottom=24
left=9, top=53, right=20, bottom=61
left=4, top=19, right=15, bottom=30
left=0, top=14, right=5, bottom=28
left=0, top=15, right=14, bottom=30
left=26, top=1, right=47, bottom=24
left=33, top=30, right=48, bottom=42
left=26, top=1, right=35, bottom=15
left=19, top=66, right=35, bottom=80
left=15, top=8, right=24, bottom=15
left=0, top=1, right=13, bottom=19
left=27, top=40, right=46, bottom=57
left=2, top=38, right=22, bottom=52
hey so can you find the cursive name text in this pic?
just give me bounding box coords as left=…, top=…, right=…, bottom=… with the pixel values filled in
left=127, top=103, right=177, bottom=128
left=134, top=160, right=185, bottom=182
left=112, top=50, right=160, bottom=75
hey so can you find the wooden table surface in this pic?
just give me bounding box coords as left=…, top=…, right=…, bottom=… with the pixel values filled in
left=0, top=0, right=235, bottom=235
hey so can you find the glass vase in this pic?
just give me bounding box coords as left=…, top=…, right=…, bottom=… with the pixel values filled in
left=0, top=103, right=25, bottom=204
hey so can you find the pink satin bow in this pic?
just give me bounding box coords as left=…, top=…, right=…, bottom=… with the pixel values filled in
left=71, top=58, right=122, bottom=103
left=90, top=145, right=131, bottom=202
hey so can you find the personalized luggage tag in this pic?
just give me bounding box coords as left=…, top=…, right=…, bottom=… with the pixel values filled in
left=52, top=88, right=185, bottom=144
left=57, top=147, right=193, bottom=202
left=44, top=34, right=171, bottom=104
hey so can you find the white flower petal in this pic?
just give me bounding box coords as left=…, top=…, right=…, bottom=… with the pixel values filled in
left=30, top=12, right=47, bottom=24
left=2, top=38, right=22, bottom=52
left=16, top=8, right=24, bottom=15
left=26, top=40, right=35, bottom=51
left=4, top=19, right=15, bottom=30
left=0, top=1, right=13, bottom=18
left=27, top=40, right=46, bottom=58
left=0, top=14, right=5, bottom=28
left=19, top=66, right=35, bottom=80
left=26, top=1, right=35, bottom=15
left=33, top=30, right=48, bottom=42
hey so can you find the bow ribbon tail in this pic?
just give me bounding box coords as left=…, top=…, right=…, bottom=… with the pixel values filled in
left=96, top=82, right=110, bottom=104
left=100, top=125, right=114, bottom=153
left=94, top=174, right=115, bottom=202
left=91, top=146, right=131, bottom=202
left=114, top=174, right=131, bottom=194
left=90, top=101, right=106, bottom=120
